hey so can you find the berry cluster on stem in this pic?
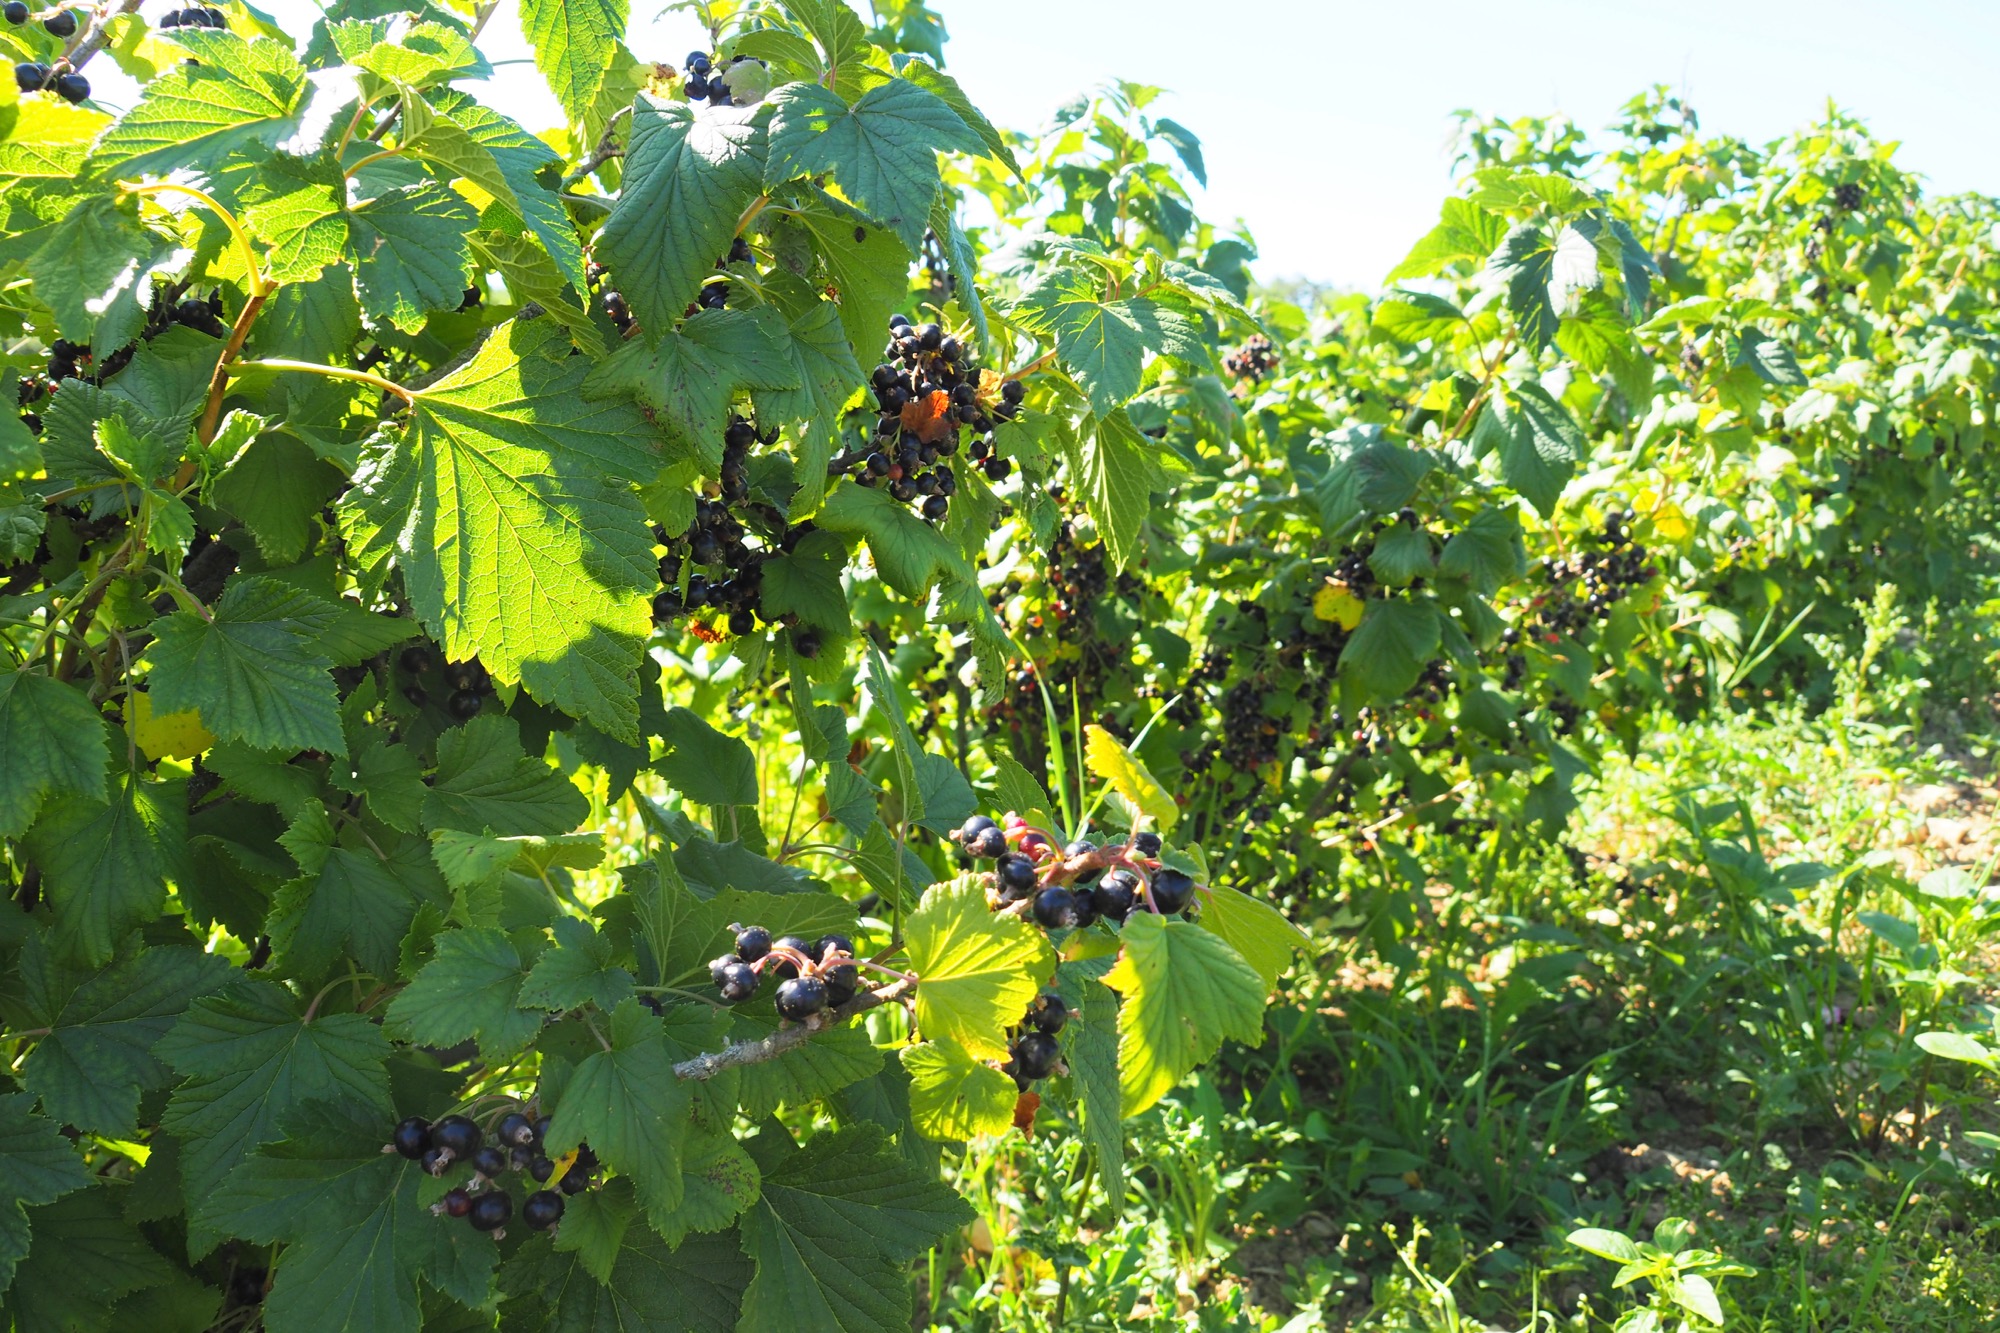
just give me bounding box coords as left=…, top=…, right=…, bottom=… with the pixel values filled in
left=390, top=1108, right=598, bottom=1240
left=953, top=815, right=1200, bottom=927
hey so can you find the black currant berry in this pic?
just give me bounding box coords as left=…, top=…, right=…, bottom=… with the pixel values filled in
left=1, top=3, right=25, bottom=23
left=967, top=826, right=1008, bottom=859
left=533, top=1115, right=552, bottom=1143
left=1092, top=869, right=1139, bottom=923
left=775, top=974, right=828, bottom=1021
left=392, top=1116, right=431, bottom=1160
left=1150, top=868, right=1195, bottom=915
left=527, top=1155, right=555, bottom=1182
left=50, top=68, right=86, bottom=101
left=728, top=608, right=755, bottom=636
left=771, top=935, right=813, bottom=979
left=1027, top=992, right=1068, bottom=1034
left=792, top=627, right=821, bottom=659
left=398, top=645, right=432, bottom=674
left=420, top=1146, right=452, bottom=1176
left=994, top=852, right=1038, bottom=900
left=496, top=1112, right=535, bottom=1149
left=472, top=1146, right=508, bottom=1178
left=1032, top=885, right=1080, bottom=929
left=441, top=1187, right=472, bottom=1218
left=14, top=61, right=48, bottom=92
left=716, top=961, right=758, bottom=1003
left=734, top=925, right=772, bottom=962
left=823, top=964, right=858, bottom=1007
left=1001, top=379, right=1026, bottom=404
left=922, top=494, right=948, bottom=522
left=447, top=688, right=482, bottom=720
left=467, top=1191, right=511, bottom=1232
left=959, top=814, right=996, bottom=841
left=1011, top=1031, right=1060, bottom=1081
left=42, top=8, right=75, bottom=36
left=983, top=456, right=1012, bottom=482
left=1131, top=831, right=1162, bottom=856
left=814, top=932, right=853, bottom=963
left=431, top=1114, right=482, bottom=1159
left=523, top=1189, right=565, bottom=1230
left=558, top=1166, right=593, bottom=1195
left=1064, top=838, right=1096, bottom=858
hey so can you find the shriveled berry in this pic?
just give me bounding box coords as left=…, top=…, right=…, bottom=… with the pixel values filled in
left=1149, top=867, right=1195, bottom=915
left=392, top=1116, right=431, bottom=1160
left=775, top=974, right=828, bottom=1021
left=467, top=1190, right=511, bottom=1232
left=523, top=1189, right=565, bottom=1230
left=441, top=1187, right=473, bottom=1218
left=1012, top=1031, right=1060, bottom=1080
left=1131, top=831, right=1161, bottom=856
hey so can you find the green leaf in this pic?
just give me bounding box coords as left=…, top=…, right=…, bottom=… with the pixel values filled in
left=342, top=320, right=659, bottom=741
left=207, top=1100, right=498, bottom=1333
left=1372, top=290, right=1464, bottom=344
left=434, top=91, right=586, bottom=292
left=1083, top=723, right=1177, bottom=832
left=1915, top=1031, right=1996, bottom=1067
left=520, top=916, right=635, bottom=1013
left=1195, top=883, right=1305, bottom=992
left=758, top=529, right=854, bottom=636
left=146, top=575, right=346, bottom=756
left=597, top=96, right=766, bottom=337
left=904, top=876, right=1054, bottom=1060
left=1102, top=911, right=1265, bottom=1116
left=1017, top=272, right=1201, bottom=416
left=1367, top=523, right=1435, bottom=587
left=1069, top=977, right=1122, bottom=1203
left=519, top=0, right=626, bottom=125
left=1472, top=382, right=1581, bottom=518
left=4, top=1186, right=175, bottom=1333
left=89, top=31, right=307, bottom=176
left=424, top=714, right=590, bottom=837
left=25, top=194, right=150, bottom=343
left=897, top=57, right=1016, bottom=176
left=17, top=945, right=231, bottom=1139
left=211, top=432, right=345, bottom=562
left=816, top=479, right=968, bottom=597
left=0, top=671, right=108, bottom=839
left=1488, top=221, right=1559, bottom=353
left=1386, top=196, right=1509, bottom=282
left=780, top=193, right=914, bottom=374
left=1567, top=1227, right=1643, bottom=1263
left=764, top=78, right=983, bottom=253
left=655, top=707, right=757, bottom=807
left=500, top=1227, right=748, bottom=1333
left=547, top=999, right=691, bottom=1234
left=1064, top=410, right=1168, bottom=572
left=901, top=1038, right=1016, bottom=1140
left=737, top=1125, right=976, bottom=1333
left=0, top=1094, right=92, bottom=1293
left=1734, top=328, right=1806, bottom=386
left=242, top=153, right=349, bottom=284
left=1338, top=597, right=1440, bottom=699
left=729, top=1010, right=882, bottom=1119
left=384, top=926, right=542, bottom=1058
left=156, top=980, right=393, bottom=1256
left=347, top=181, right=477, bottom=334
left=585, top=308, right=798, bottom=468
left=27, top=771, right=183, bottom=968
left=752, top=299, right=865, bottom=514
left=551, top=1175, right=637, bottom=1284
left=1437, top=505, right=1527, bottom=593
left=647, top=1126, right=760, bottom=1246
left=1314, top=428, right=1433, bottom=535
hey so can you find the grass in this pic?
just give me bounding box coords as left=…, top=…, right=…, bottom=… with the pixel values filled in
left=918, top=650, right=2000, bottom=1331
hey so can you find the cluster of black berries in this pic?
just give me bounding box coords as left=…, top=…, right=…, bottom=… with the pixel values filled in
left=392, top=1111, right=594, bottom=1238
left=396, top=645, right=492, bottom=721
left=16, top=372, right=47, bottom=436
left=709, top=925, right=862, bottom=1020
left=1000, top=992, right=1067, bottom=1090
left=1525, top=510, right=1651, bottom=639
left=682, top=50, right=762, bottom=106
left=955, top=815, right=1198, bottom=928
left=11, top=61, right=86, bottom=102
left=158, top=5, right=227, bottom=27
left=1225, top=334, right=1277, bottom=384
left=1832, top=181, right=1865, bottom=212
left=169, top=291, right=228, bottom=338
left=852, top=314, right=1023, bottom=523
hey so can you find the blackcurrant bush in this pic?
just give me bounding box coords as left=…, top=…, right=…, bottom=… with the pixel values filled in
left=1150, top=868, right=1195, bottom=915
left=392, top=1116, right=432, bottom=1159
left=467, top=1191, right=511, bottom=1232
left=42, top=8, right=74, bottom=36
left=994, top=851, right=1038, bottom=900
left=734, top=925, right=772, bottom=962
left=824, top=964, right=858, bottom=1007
left=1131, top=831, right=1162, bottom=856
left=472, top=1146, right=508, bottom=1178
left=447, top=688, right=482, bottom=720
left=771, top=935, right=813, bottom=979
left=1028, top=991, right=1069, bottom=1034
left=967, top=826, right=1008, bottom=859
left=497, top=1112, right=536, bottom=1149
left=775, top=975, right=827, bottom=1020
left=431, top=1114, right=482, bottom=1159
left=1011, top=1031, right=1060, bottom=1081
left=716, top=961, right=758, bottom=1003
left=1092, top=869, right=1138, bottom=923
left=527, top=1155, right=555, bottom=1182
left=815, top=932, right=853, bottom=963
left=1032, top=885, right=1080, bottom=929
left=1, top=3, right=24, bottom=23
left=441, top=1187, right=472, bottom=1218
left=522, top=1189, right=565, bottom=1230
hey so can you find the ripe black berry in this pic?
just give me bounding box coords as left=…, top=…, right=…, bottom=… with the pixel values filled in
left=1149, top=867, right=1195, bottom=915
left=814, top=932, right=852, bottom=963
left=1011, top=1031, right=1060, bottom=1081
left=441, top=1187, right=472, bottom=1218
left=1001, top=378, right=1026, bottom=404
left=771, top=935, right=812, bottom=979
left=1131, top=831, right=1162, bottom=856
left=392, top=1116, right=431, bottom=1160
left=734, top=925, right=772, bottom=962
left=922, top=494, right=948, bottom=522
left=472, top=1146, right=508, bottom=1178
left=527, top=1155, right=554, bottom=1182
left=420, top=1146, right=452, bottom=1175
left=467, top=1191, right=511, bottom=1232
left=791, top=627, right=820, bottom=659
left=447, top=688, right=482, bottom=720
left=522, top=1190, right=565, bottom=1230
left=775, top=975, right=827, bottom=1021
left=533, top=1115, right=551, bottom=1143
left=983, top=456, right=1011, bottom=481
left=1064, top=838, right=1096, bottom=858
left=958, top=814, right=996, bottom=842
left=14, top=62, right=48, bottom=92
left=823, top=964, right=858, bottom=1007
left=431, top=1114, right=482, bottom=1159
left=398, top=645, right=432, bottom=674
left=52, top=71, right=87, bottom=103
left=727, top=608, right=755, bottom=636
left=42, top=8, right=74, bottom=36
left=1032, top=885, right=1080, bottom=929
left=966, top=826, right=1007, bottom=859
left=994, top=852, right=1038, bottom=900
left=558, top=1166, right=592, bottom=1195
left=1, top=3, right=24, bottom=23
left=716, top=960, right=758, bottom=1003
left=1092, top=869, right=1138, bottom=923
left=1028, top=992, right=1068, bottom=1034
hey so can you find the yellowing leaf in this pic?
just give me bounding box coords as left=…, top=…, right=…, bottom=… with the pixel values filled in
left=1197, top=883, right=1307, bottom=991
left=1083, top=724, right=1176, bottom=833
left=901, top=1039, right=1017, bottom=1141
left=1102, top=912, right=1265, bottom=1116
left=904, top=876, right=1053, bottom=1060
left=1650, top=501, right=1691, bottom=542
left=130, top=691, right=215, bottom=761
left=1312, top=582, right=1367, bottom=630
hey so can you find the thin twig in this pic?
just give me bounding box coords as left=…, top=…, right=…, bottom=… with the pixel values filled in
left=560, top=105, right=632, bottom=188
left=673, top=977, right=915, bottom=1081
left=63, top=0, right=143, bottom=76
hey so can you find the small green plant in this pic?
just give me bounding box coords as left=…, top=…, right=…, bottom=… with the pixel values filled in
left=1567, top=1218, right=1755, bottom=1331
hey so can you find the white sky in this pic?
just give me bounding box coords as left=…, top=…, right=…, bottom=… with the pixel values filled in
left=78, top=0, right=2000, bottom=288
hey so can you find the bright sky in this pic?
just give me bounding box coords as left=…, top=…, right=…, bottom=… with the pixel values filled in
left=79, top=0, right=2000, bottom=288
